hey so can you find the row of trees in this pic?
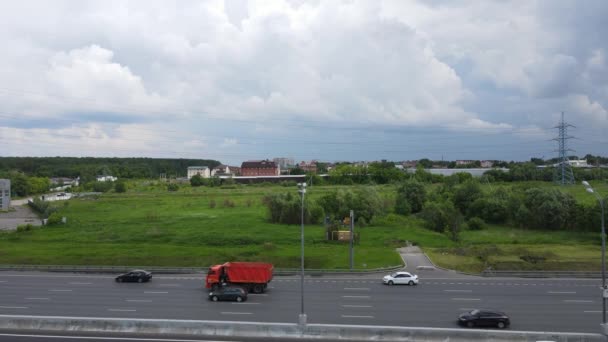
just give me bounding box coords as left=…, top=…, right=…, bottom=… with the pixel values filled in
left=322, top=162, right=608, bottom=185
left=0, top=157, right=220, bottom=182
left=265, top=176, right=605, bottom=243
left=396, top=178, right=605, bottom=241
left=263, top=187, right=386, bottom=226
left=0, top=171, right=50, bottom=197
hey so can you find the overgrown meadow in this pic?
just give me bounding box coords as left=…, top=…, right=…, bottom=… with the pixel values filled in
left=0, top=180, right=606, bottom=273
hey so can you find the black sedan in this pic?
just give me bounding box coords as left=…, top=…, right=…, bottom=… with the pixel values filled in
left=458, top=309, right=510, bottom=329
left=115, top=270, right=152, bottom=283
left=208, top=286, right=247, bottom=302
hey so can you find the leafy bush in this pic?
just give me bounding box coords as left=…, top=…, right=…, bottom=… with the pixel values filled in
left=167, top=183, right=179, bottom=192
left=466, top=217, right=486, bottom=230
left=522, top=188, right=576, bottom=230
left=16, top=224, right=35, bottom=232
left=91, top=181, right=114, bottom=193
left=190, top=174, right=204, bottom=187
left=318, top=187, right=384, bottom=223
left=453, top=180, right=483, bottom=215
left=263, top=192, right=323, bottom=224
left=46, top=213, right=63, bottom=226
left=114, top=181, right=127, bottom=193
left=395, top=180, right=426, bottom=215
left=28, top=197, right=58, bottom=218
left=419, top=200, right=463, bottom=242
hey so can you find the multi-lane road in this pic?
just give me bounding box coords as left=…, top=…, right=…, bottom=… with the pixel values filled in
left=0, top=271, right=602, bottom=334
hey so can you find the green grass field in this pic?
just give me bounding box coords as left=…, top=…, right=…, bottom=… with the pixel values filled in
left=0, top=180, right=605, bottom=272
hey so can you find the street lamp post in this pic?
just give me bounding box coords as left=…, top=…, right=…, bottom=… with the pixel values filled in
left=298, top=182, right=307, bottom=326
left=582, top=181, right=606, bottom=326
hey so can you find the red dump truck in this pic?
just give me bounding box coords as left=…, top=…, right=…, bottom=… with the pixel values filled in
left=205, top=262, right=274, bottom=293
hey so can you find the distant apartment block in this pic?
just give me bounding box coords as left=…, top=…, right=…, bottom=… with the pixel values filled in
left=241, top=160, right=280, bottom=176
left=0, top=179, right=10, bottom=211
left=211, top=165, right=240, bottom=177
left=455, top=160, right=475, bottom=165
left=480, top=160, right=494, bottom=168
left=273, top=157, right=294, bottom=171
left=187, top=166, right=210, bottom=179
left=298, top=160, right=318, bottom=173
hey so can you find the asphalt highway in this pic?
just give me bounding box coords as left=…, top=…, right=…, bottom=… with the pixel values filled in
left=0, top=271, right=602, bottom=334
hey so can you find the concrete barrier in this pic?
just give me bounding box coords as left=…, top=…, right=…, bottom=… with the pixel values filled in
left=0, top=315, right=604, bottom=341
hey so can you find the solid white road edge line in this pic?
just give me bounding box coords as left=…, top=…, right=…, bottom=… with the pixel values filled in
left=0, top=333, right=238, bottom=341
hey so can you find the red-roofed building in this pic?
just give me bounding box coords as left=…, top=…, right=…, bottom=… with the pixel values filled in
left=240, top=160, right=280, bottom=176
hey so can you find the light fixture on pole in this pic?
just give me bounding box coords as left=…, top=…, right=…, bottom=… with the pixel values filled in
left=297, top=182, right=307, bottom=326
left=582, top=181, right=606, bottom=326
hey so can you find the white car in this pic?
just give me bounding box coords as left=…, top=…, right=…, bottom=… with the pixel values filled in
left=382, top=271, right=419, bottom=285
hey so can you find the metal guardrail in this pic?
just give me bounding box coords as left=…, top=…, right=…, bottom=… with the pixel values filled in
left=0, top=264, right=404, bottom=275
left=482, top=270, right=601, bottom=278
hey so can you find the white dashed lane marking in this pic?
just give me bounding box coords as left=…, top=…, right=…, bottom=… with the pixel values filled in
left=108, top=308, right=136, bottom=312
left=221, top=312, right=252, bottom=315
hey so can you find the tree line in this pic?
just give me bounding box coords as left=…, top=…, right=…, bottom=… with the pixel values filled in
left=264, top=173, right=606, bottom=242
left=0, top=157, right=220, bottom=181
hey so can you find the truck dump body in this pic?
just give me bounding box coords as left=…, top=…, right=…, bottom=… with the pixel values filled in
left=206, top=262, right=274, bottom=293
left=223, top=262, right=273, bottom=284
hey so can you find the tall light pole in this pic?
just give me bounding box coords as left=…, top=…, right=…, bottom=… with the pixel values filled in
left=582, top=181, right=606, bottom=325
left=298, top=182, right=307, bottom=326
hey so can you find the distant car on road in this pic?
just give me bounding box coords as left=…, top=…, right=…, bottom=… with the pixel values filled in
left=115, top=270, right=152, bottom=283
left=382, top=271, right=419, bottom=285
left=458, top=309, right=510, bottom=329
left=208, top=286, right=248, bottom=302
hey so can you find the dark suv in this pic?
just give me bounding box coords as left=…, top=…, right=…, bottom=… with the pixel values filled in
left=115, top=270, right=152, bottom=283
left=458, top=309, right=510, bottom=329
left=208, top=286, right=248, bottom=302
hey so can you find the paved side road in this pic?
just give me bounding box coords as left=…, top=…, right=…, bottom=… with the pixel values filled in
left=0, top=205, right=41, bottom=231
left=397, top=246, right=477, bottom=279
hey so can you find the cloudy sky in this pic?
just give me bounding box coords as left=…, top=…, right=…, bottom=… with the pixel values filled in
left=0, top=0, right=606, bottom=165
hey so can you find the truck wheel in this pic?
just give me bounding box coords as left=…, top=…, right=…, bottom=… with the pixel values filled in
left=253, top=284, right=263, bottom=294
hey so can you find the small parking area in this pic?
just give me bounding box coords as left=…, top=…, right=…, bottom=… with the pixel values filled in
left=0, top=205, right=42, bottom=231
